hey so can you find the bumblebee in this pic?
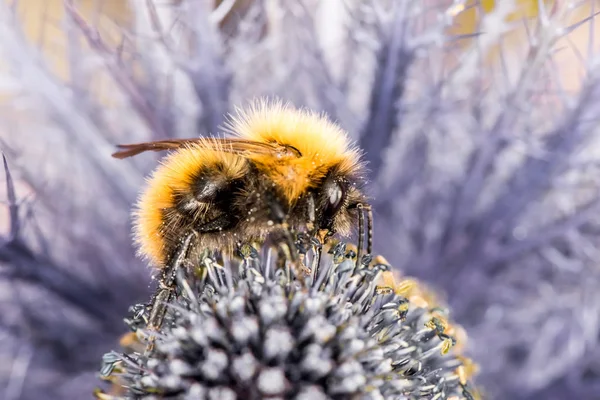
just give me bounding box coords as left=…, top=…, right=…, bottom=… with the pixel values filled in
left=113, top=100, right=373, bottom=346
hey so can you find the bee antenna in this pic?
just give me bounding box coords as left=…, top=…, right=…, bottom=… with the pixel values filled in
left=355, top=203, right=373, bottom=268
left=365, top=204, right=373, bottom=255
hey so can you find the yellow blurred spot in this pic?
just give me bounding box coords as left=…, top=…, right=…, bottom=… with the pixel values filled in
left=118, top=331, right=146, bottom=353
left=377, top=271, right=444, bottom=309
left=480, top=0, right=555, bottom=20
left=456, top=355, right=480, bottom=383
left=93, top=388, right=119, bottom=400
left=457, top=365, right=468, bottom=385
left=118, top=331, right=138, bottom=347
left=394, top=279, right=420, bottom=297
left=373, top=254, right=390, bottom=266
left=446, top=323, right=469, bottom=353
left=379, top=271, right=417, bottom=297
left=446, top=3, right=466, bottom=18
left=450, top=0, right=557, bottom=39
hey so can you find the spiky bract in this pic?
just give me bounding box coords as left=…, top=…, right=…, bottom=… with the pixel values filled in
left=98, top=244, right=476, bottom=400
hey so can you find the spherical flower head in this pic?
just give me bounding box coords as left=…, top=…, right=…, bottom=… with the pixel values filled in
left=97, top=243, right=478, bottom=400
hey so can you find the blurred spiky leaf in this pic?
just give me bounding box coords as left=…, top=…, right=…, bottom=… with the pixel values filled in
left=1, top=1, right=600, bottom=399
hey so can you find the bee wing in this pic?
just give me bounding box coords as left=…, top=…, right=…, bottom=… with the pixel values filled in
left=112, top=138, right=301, bottom=159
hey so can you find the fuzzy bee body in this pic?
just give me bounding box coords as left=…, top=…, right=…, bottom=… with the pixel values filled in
left=115, top=101, right=369, bottom=268
left=113, top=100, right=373, bottom=347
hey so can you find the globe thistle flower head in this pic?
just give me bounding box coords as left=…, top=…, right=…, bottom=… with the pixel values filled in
left=97, top=242, right=477, bottom=400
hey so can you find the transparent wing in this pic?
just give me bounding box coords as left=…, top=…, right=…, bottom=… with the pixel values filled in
left=112, top=137, right=301, bottom=159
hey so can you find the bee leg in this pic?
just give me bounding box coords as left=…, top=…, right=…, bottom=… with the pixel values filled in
left=279, top=223, right=311, bottom=276
left=144, top=232, right=195, bottom=354
left=312, top=229, right=330, bottom=278
left=144, top=286, right=171, bottom=354
left=304, top=193, right=327, bottom=278
left=355, top=203, right=373, bottom=268
left=268, top=200, right=310, bottom=278
left=266, top=224, right=311, bottom=280
left=356, top=204, right=365, bottom=268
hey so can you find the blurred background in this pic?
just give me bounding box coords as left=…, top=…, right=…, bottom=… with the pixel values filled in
left=1, top=0, right=600, bottom=399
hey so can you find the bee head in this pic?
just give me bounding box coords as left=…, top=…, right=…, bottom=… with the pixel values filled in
left=314, top=164, right=368, bottom=237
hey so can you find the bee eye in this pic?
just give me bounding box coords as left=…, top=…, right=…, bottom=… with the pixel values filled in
left=326, top=181, right=345, bottom=211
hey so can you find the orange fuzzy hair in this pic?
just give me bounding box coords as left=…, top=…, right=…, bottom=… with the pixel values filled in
left=133, top=144, right=248, bottom=267
left=226, top=100, right=362, bottom=203
left=133, top=100, right=363, bottom=267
